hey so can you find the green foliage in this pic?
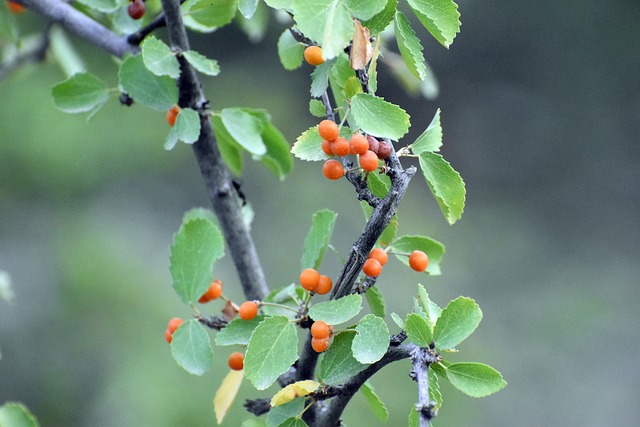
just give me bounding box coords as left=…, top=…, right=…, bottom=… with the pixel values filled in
left=119, top=54, right=178, bottom=111
left=301, top=209, right=337, bottom=270
left=390, top=235, right=445, bottom=275
left=169, top=216, right=224, bottom=304
left=350, top=93, right=410, bottom=140
left=405, top=312, right=432, bottom=347
left=239, top=0, right=260, bottom=18
left=51, top=72, right=109, bottom=114
left=291, top=124, right=351, bottom=161
left=317, top=332, right=366, bottom=385
left=365, top=285, right=386, bottom=318
left=244, top=316, right=299, bottom=390
left=170, top=319, right=214, bottom=375
left=419, top=152, right=466, bottom=225
left=0, top=402, right=39, bottom=427
left=406, top=0, right=461, bottom=48
left=352, top=314, right=389, bottom=364
left=361, top=382, right=389, bottom=421
left=165, top=107, right=201, bottom=150
left=183, top=50, right=220, bottom=76
left=394, top=11, right=427, bottom=81
left=310, top=61, right=332, bottom=98
left=262, top=285, right=302, bottom=318
left=308, top=294, right=362, bottom=324
left=433, top=297, right=482, bottom=351
left=266, top=399, right=303, bottom=427
left=277, top=30, right=304, bottom=71
left=443, top=362, right=507, bottom=397
left=429, top=368, right=443, bottom=410
left=141, top=36, right=180, bottom=78
left=277, top=418, right=308, bottom=427
left=308, top=99, right=326, bottom=118
left=215, top=316, right=265, bottom=346
left=182, top=0, right=238, bottom=32
left=361, top=0, right=398, bottom=34
left=417, top=284, right=442, bottom=325
left=220, top=107, right=267, bottom=155
left=412, top=109, right=442, bottom=154
left=75, top=0, right=117, bottom=13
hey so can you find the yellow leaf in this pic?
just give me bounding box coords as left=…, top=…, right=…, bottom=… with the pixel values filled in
left=270, top=380, right=321, bottom=407
left=213, top=369, right=244, bottom=424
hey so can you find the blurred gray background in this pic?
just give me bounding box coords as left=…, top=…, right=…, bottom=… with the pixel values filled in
left=1, top=0, right=639, bottom=425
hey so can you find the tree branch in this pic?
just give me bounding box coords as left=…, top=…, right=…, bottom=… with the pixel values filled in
left=410, top=346, right=439, bottom=427
left=159, top=0, right=269, bottom=300
left=20, top=0, right=136, bottom=58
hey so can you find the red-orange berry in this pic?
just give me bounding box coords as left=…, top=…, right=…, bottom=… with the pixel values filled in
left=321, top=139, right=334, bottom=156
left=330, top=137, right=350, bottom=157
left=362, top=258, right=382, bottom=277
left=127, top=0, right=145, bottom=20
left=349, top=134, right=369, bottom=155
left=359, top=150, right=379, bottom=172
left=300, top=268, right=321, bottom=292
left=238, top=301, right=259, bottom=320
left=164, top=328, right=173, bottom=344
left=368, top=248, right=388, bottom=266
left=168, top=317, right=183, bottom=334
left=318, top=120, right=339, bottom=142
left=323, top=159, right=344, bottom=180
left=166, top=105, right=179, bottom=126
left=311, top=320, right=332, bottom=339
left=408, top=250, right=429, bottom=272
left=316, top=275, right=333, bottom=295
left=304, top=46, right=324, bottom=66
left=6, top=0, right=25, bottom=13
left=228, top=352, right=245, bottom=371
left=311, top=336, right=330, bottom=353
left=198, top=279, right=223, bottom=303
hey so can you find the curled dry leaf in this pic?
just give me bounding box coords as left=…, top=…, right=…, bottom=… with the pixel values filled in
left=350, top=20, right=373, bottom=70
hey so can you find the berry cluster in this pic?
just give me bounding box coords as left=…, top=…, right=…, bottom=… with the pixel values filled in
left=362, top=248, right=429, bottom=278
left=299, top=268, right=333, bottom=295
left=310, top=320, right=333, bottom=353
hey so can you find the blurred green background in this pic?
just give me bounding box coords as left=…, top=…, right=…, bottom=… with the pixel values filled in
left=1, top=0, right=639, bottom=426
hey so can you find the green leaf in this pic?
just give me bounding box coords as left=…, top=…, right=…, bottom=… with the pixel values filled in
left=301, top=209, right=338, bottom=270
left=243, top=420, right=267, bottom=427
left=390, top=312, right=404, bottom=329
left=277, top=418, right=308, bottom=427
left=309, top=99, right=326, bottom=118
left=405, top=313, right=432, bottom=347
left=328, top=54, right=357, bottom=113
left=252, top=112, right=294, bottom=180
left=263, top=0, right=292, bottom=8
left=75, top=0, right=117, bottom=12
left=183, top=0, right=238, bottom=31
left=141, top=36, right=180, bottom=78
left=277, top=29, right=304, bottom=71
left=309, top=294, right=363, bottom=325
left=291, top=125, right=351, bottom=161
left=360, top=382, right=389, bottom=421
left=346, top=0, right=387, bottom=20
left=266, top=399, right=303, bottom=427
left=352, top=314, right=389, bottom=364
left=215, top=316, right=265, bottom=346
left=365, top=286, right=386, bottom=318
left=417, top=284, right=442, bottom=325
left=444, top=362, right=507, bottom=397
left=406, top=0, right=461, bottom=48
left=0, top=402, right=39, bottom=427
left=433, top=297, right=482, bottom=350
left=317, top=332, right=366, bottom=385
left=389, top=235, right=445, bottom=275
left=169, top=218, right=225, bottom=304
left=183, top=50, right=220, bottom=76
left=418, top=152, right=466, bottom=224
left=245, top=316, right=299, bottom=390
left=119, top=54, right=178, bottom=112
left=239, top=0, right=259, bottom=18
left=408, top=406, right=419, bottom=427
left=49, top=27, right=86, bottom=78
left=262, top=284, right=302, bottom=319
left=361, top=0, right=398, bottom=34
left=412, top=109, right=442, bottom=154
left=220, top=108, right=266, bottom=155
left=51, top=72, right=109, bottom=114
left=321, top=0, right=354, bottom=60
left=237, top=0, right=269, bottom=42
left=344, top=76, right=363, bottom=99
left=429, top=367, right=443, bottom=410
left=350, top=93, right=410, bottom=140
left=165, top=108, right=201, bottom=150
left=310, top=61, right=332, bottom=98
left=212, top=115, right=244, bottom=175
left=394, top=11, right=426, bottom=80
left=170, top=319, right=213, bottom=375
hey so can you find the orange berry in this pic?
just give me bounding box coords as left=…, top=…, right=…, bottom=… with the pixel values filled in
left=199, top=279, right=223, bottom=303
left=166, top=105, right=179, bottom=126
left=164, top=328, right=173, bottom=343
left=127, top=0, right=145, bottom=20
left=349, top=133, right=369, bottom=155
left=315, top=275, right=333, bottom=295
left=228, top=352, right=245, bottom=371
left=330, top=137, right=350, bottom=157
left=321, top=139, right=334, bottom=156
left=318, top=120, right=339, bottom=142
left=409, top=250, right=429, bottom=272
left=304, top=46, right=324, bottom=66
left=238, top=301, right=259, bottom=320
left=6, top=0, right=25, bottom=13
left=311, top=336, right=330, bottom=353
left=168, top=317, right=183, bottom=334
left=368, top=248, right=388, bottom=266
left=311, top=320, right=332, bottom=339
left=300, top=268, right=321, bottom=292
left=323, top=159, right=344, bottom=180
left=362, top=258, right=382, bottom=277
left=359, top=150, right=379, bottom=172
